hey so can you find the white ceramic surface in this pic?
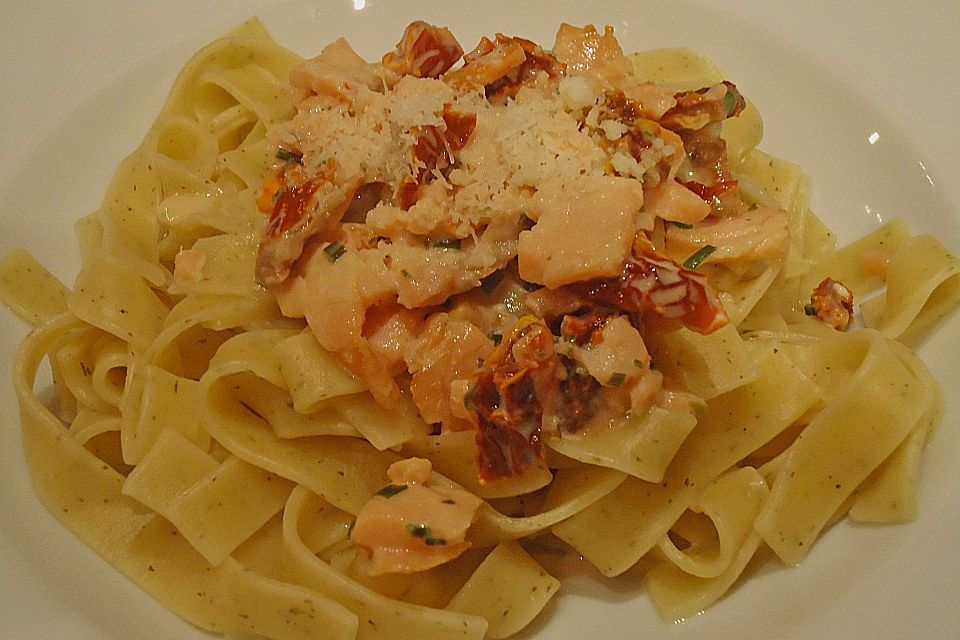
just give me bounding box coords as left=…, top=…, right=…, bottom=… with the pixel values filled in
left=1, top=1, right=958, bottom=638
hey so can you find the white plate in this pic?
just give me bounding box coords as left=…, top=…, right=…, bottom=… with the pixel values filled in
left=1, top=1, right=958, bottom=638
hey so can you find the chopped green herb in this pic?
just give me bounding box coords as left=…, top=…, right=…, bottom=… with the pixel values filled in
left=607, top=372, right=627, bottom=387
left=405, top=523, right=447, bottom=545
left=671, top=221, right=693, bottom=230
left=432, top=238, right=462, bottom=251
left=375, top=484, right=409, bottom=498
left=346, top=519, right=356, bottom=538
left=633, top=358, right=644, bottom=368
left=682, top=244, right=716, bottom=269
left=400, top=268, right=411, bottom=279
left=463, top=383, right=477, bottom=410
left=723, top=87, right=740, bottom=116
left=804, top=304, right=818, bottom=316
left=323, top=242, right=346, bottom=262
left=441, top=499, right=456, bottom=505
left=276, top=147, right=303, bottom=163
left=748, top=202, right=758, bottom=211
left=490, top=331, right=503, bottom=346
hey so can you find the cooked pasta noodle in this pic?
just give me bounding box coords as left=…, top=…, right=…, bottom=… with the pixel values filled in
left=2, top=17, right=959, bottom=639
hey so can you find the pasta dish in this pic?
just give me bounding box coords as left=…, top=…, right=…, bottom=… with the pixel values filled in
left=1, top=18, right=959, bottom=639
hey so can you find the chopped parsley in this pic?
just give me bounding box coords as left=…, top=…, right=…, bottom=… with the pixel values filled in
left=323, top=241, right=346, bottom=262
left=671, top=221, right=694, bottom=230
left=432, top=238, right=462, bottom=251
left=682, top=244, right=716, bottom=269
left=375, top=484, right=409, bottom=498
left=275, top=147, right=303, bottom=163
left=804, top=304, right=818, bottom=316
left=607, top=372, right=627, bottom=387
left=463, top=383, right=477, bottom=410
left=405, top=523, right=447, bottom=545
left=723, top=87, right=740, bottom=116
left=489, top=331, right=503, bottom=346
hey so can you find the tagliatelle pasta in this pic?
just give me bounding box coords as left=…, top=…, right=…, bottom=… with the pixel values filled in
left=2, top=17, right=959, bottom=639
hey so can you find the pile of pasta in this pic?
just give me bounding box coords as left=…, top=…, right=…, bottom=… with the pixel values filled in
left=3, top=19, right=960, bottom=640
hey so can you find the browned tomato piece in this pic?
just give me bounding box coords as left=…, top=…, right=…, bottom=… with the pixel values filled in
left=567, top=249, right=729, bottom=335
left=398, top=104, right=477, bottom=209
left=382, top=21, right=464, bottom=78
left=806, top=277, right=854, bottom=331
left=484, top=34, right=565, bottom=101
left=558, top=309, right=611, bottom=346
left=660, top=81, right=745, bottom=131
left=470, top=318, right=557, bottom=482
left=554, top=354, right=601, bottom=433
left=265, top=179, right=322, bottom=237
left=472, top=367, right=544, bottom=482
left=682, top=178, right=739, bottom=201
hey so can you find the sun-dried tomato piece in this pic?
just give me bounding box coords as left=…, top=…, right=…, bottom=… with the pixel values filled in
left=257, top=158, right=338, bottom=238
left=382, top=21, right=463, bottom=78
left=472, top=368, right=544, bottom=481
left=399, top=104, right=477, bottom=209
left=446, top=32, right=563, bottom=99
left=265, top=178, right=322, bottom=237
left=559, top=309, right=610, bottom=346
left=567, top=249, right=729, bottom=334
left=411, top=105, right=477, bottom=171
left=470, top=318, right=557, bottom=482
left=660, top=81, right=745, bottom=131
left=441, top=104, right=477, bottom=150
left=806, top=277, right=854, bottom=331
left=483, top=35, right=565, bottom=101
left=555, top=354, right=601, bottom=433
left=682, top=179, right=739, bottom=201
